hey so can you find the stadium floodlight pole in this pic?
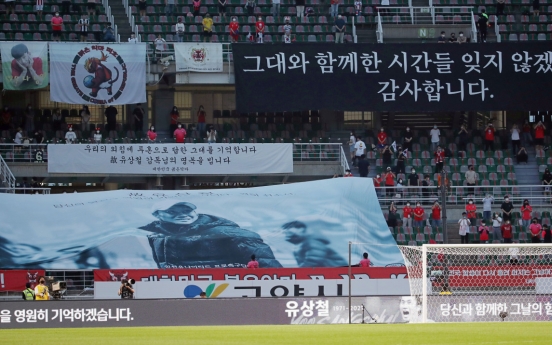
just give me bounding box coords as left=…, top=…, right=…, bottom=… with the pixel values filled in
left=348, top=241, right=352, bottom=324
left=440, top=169, right=448, bottom=243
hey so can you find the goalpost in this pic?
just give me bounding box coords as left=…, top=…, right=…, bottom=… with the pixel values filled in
left=399, top=244, right=552, bottom=323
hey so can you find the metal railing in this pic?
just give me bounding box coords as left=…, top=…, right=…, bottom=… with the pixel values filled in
left=351, top=16, right=357, bottom=43
left=376, top=12, right=383, bottom=43
left=340, top=146, right=350, bottom=173
left=375, top=185, right=552, bottom=208
left=471, top=11, right=478, bottom=43
left=0, top=154, right=15, bottom=191
left=0, top=187, right=51, bottom=194
left=376, top=6, right=473, bottom=25
left=0, top=144, right=48, bottom=163
left=292, top=144, right=345, bottom=164
left=495, top=15, right=501, bottom=42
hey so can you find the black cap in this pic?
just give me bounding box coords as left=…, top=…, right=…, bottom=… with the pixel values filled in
left=152, top=201, right=197, bottom=213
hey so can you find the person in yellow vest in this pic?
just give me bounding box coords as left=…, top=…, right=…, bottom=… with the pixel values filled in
left=202, top=14, right=213, bottom=42
left=34, top=277, right=49, bottom=301
left=22, top=283, right=35, bottom=300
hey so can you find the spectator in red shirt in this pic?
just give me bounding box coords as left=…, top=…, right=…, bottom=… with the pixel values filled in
left=359, top=252, right=370, bottom=267
left=229, top=17, right=240, bottom=42
left=484, top=122, right=495, bottom=151
left=478, top=220, right=490, bottom=243
left=431, top=201, right=441, bottom=230
left=413, top=202, right=425, bottom=229
left=520, top=199, right=533, bottom=231
left=529, top=218, right=542, bottom=243
left=534, top=121, right=546, bottom=151
left=384, top=167, right=395, bottom=197
left=402, top=202, right=413, bottom=229
left=377, top=128, right=387, bottom=151
left=466, top=198, right=477, bottom=219
left=51, top=12, right=63, bottom=42
left=173, top=123, right=186, bottom=143
left=247, top=254, right=259, bottom=268
left=10, top=44, right=44, bottom=89
left=147, top=125, right=157, bottom=142
left=434, top=146, right=445, bottom=173
left=255, top=16, right=265, bottom=43
left=501, top=219, right=513, bottom=243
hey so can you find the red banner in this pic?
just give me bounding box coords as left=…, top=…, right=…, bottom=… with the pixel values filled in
left=433, top=265, right=552, bottom=287
left=94, top=267, right=408, bottom=282
left=0, top=270, right=45, bottom=292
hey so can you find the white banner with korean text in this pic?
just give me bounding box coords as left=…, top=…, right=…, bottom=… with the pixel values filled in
left=174, top=43, right=223, bottom=72
left=47, top=143, right=293, bottom=175
left=49, top=43, right=147, bottom=105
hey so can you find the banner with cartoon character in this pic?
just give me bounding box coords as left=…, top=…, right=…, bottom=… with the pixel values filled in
left=0, top=179, right=403, bottom=270
left=49, top=43, right=146, bottom=105
left=0, top=42, right=49, bottom=90
left=174, top=43, right=223, bottom=72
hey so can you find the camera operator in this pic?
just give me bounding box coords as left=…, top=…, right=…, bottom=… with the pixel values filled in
left=118, top=279, right=135, bottom=299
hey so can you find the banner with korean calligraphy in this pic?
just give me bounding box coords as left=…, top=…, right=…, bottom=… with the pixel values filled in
left=47, top=143, right=292, bottom=175
left=0, top=178, right=403, bottom=270
left=174, top=43, right=224, bottom=72
left=232, top=43, right=552, bottom=112
left=0, top=42, right=49, bottom=90
left=49, top=43, right=146, bottom=105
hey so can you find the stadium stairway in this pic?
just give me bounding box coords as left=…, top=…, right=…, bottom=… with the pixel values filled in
left=110, top=0, right=133, bottom=41
left=513, top=146, right=540, bottom=186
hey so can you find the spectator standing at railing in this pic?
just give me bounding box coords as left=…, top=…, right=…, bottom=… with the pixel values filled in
left=434, top=146, right=445, bottom=174
left=174, top=123, right=187, bottom=144
left=148, top=125, right=157, bottom=143
left=437, top=31, right=446, bottom=43
left=354, top=0, right=362, bottom=16
left=517, top=146, right=528, bottom=164
left=482, top=194, right=494, bottom=223
left=94, top=128, right=102, bottom=143
left=511, top=124, right=521, bottom=156
left=466, top=198, right=477, bottom=220
left=193, top=0, right=201, bottom=16
left=387, top=201, right=398, bottom=228
left=296, top=0, right=305, bottom=18
left=175, top=17, right=185, bottom=43
left=501, top=196, right=513, bottom=222
left=478, top=9, right=488, bottom=43
left=5, top=0, right=15, bottom=17
left=105, top=105, right=118, bottom=132
left=133, top=104, right=145, bottom=132
left=79, top=14, right=90, bottom=42
left=534, top=121, right=546, bottom=151
left=154, top=34, right=166, bottom=62
left=14, top=127, right=24, bottom=153
left=255, top=16, right=265, bottom=43
left=103, top=23, right=116, bottom=42
left=334, top=15, right=346, bottom=43
left=1, top=106, right=12, bottom=131
left=501, top=219, right=513, bottom=243
left=80, top=105, right=91, bottom=133
left=413, top=202, right=425, bottom=229
left=377, top=127, right=387, bottom=151
left=478, top=220, right=490, bottom=244
left=24, top=104, right=35, bottom=133
left=382, top=145, right=392, bottom=166
left=521, top=199, right=533, bottom=231
left=431, top=201, right=442, bottom=230
left=247, top=254, right=259, bottom=268
left=396, top=148, right=406, bottom=174
left=229, top=17, right=240, bottom=43
left=408, top=168, right=419, bottom=195
left=61, top=0, right=71, bottom=15
left=52, top=108, right=62, bottom=132
left=529, top=218, right=542, bottom=243
left=51, top=12, right=63, bottom=42
left=218, top=0, right=227, bottom=17
left=88, top=0, right=97, bottom=16
left=349, top=131, right=356, bottom=162
left=422, top=174, right=432, bottom=203
left=207, top=125, right=217, bottom=143
left=484, top=122, right=495, bottom=151
left=403, top=127, right=413, bottom=152
left=457, top=125, right=468, bottom=157
left=543, top=224, right=552, bottom=243
left=374, top=174, right=382, bottom=197
left=533, top=0, right=540, bottom=16
left=357, top=154, right=370, bottom=177
left=402, top=202, right=413, bottom=228
left=448, top=32, right=457, bottom=43
left=272, top=0, right=281, bottom=17
left=359, top=252, right=370, bottom=267
left=246, top=0, right=256, bottom=16
left=522, top=119, right=533, bottom=147
left=496, top=0, right=505, bottom=15
left=128, top=33, right=138, bottom=43
left=36, top=0, right=44, bottom=20
left=430, top=125, right=440, bottom=151
left=458, top=212, right=471, bottom=244
left=138, top=0, right=146, bottom=18
left=457, top=31, right=467, bottom=43
left=203, top=14, right=214, bottom=42
left=384, top=167, right=395, bottom=197
left=492, top=212, right=503, bottom=242
left=465, top=165, right=477, bottom=196
left=354, top=136, right=366, bottom=167
left=543, top=168, right=552, bottom=200
left=330, top=0, right=339, bottom=18
left=166, top=0, right=175, bottom=15
left=33, top=129, right=44, bottom=145
left=65, top=125, right=77, bottom=144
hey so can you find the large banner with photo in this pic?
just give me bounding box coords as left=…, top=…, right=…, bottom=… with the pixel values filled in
left=49, top=43, right=146, bottom=105
left=0, top=179, right=403, bottom=270
left=0, top=42, right=49, bottom=90
left=233, top=42, right=552, bottom=112
left=47, top=143, right=293, bottom=175
left=174, top=43, right=223, bottom=72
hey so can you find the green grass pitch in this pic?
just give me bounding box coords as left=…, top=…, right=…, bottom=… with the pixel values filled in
left=3, top=323, right=552, bottom=345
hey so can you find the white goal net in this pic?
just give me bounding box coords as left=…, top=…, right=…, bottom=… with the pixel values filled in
left=399, top=244, right=552, bottom=323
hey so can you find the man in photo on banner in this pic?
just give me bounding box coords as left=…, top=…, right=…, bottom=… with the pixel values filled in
left=139, top=201, right=282, bottom=268
left=10, top=43, right=44, bottom=89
